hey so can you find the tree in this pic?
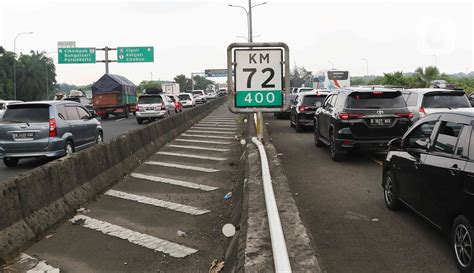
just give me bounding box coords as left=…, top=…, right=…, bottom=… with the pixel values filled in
left=16, top=51, right=56, bottom=101
left=192, top=75, right=214, bottom=90
left=381, top=71, right=410, bottom=87
left=414, top=66, right=440, bottom=87
left=290, top=66, right=313, bottom=87
left=138, top=80, right=162, bottom=93
left=0, top=47, right=15, bottom=99
left=174, top=74, right=192, bottom=91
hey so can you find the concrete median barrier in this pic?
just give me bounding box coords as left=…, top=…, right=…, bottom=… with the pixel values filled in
left=0, top=97, right=227, bottom=262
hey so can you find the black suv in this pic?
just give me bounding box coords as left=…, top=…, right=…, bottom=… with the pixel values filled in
left=313, top=87, right=412, bottom=161
left=290, top=90, right=329, bottom=132
left=382, top=109, right=474, bottom=272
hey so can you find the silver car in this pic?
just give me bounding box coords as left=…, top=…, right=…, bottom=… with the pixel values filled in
left=0, top=101, right=103, bottom=167
left=136, top=94, right=176, bottom=124
left=192, top=90, right=207, bottom=103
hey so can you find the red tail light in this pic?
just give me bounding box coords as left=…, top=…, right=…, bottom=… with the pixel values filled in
left=419, top=107, right=426, bottom=117
left=298, top=105, right=305, bottom=112
left=49, top=118, right=57, bottom=137
left=396, top=112, right=414, bottom=119
left=339, top=112, right=365, bottom=120
left=161, top=103, right=166, bottom=110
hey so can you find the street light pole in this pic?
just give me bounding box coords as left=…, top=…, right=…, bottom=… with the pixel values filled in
left=433, top=54, right=438, bottom=67
left=361, top=58, right=369, bottom=83
left=13, top=31, right=33, bottom=100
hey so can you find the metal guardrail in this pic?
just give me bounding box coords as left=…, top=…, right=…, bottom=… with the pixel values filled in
left=251, top=134, right=292, bottom=272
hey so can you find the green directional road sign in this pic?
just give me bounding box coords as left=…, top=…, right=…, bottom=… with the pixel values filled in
left=117, top=47, right=154, bottom=63
left=58, top=48, right=96, bottom=64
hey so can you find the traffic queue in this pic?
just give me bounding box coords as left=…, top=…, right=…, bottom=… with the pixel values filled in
left=286, top=84, right=474, bottom=272
left=0, top=73, right=226, bottom=168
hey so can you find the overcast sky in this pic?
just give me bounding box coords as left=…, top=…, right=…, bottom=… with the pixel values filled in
left=0, top=0, right=472, bottom=85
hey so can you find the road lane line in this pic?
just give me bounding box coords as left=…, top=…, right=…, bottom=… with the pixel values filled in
left=196, top=123, right=237, bottom=127
left=116, top=118, right=127, bottom=122
left=18, top=253, right=60, bottom=273
left=192, top=126, right=236, bottom=131
left=181, top=133, right=234, bottom=139
left=105, top=190, right=210, bottom=215
left=145, top=161, right=220, bottom=172
left=187, top=130, right=236, bottom=135
left=130, top=172, right=219, bottom=191
left=167, top=144, right=229, bottom=152
left=69, top=215, right=198, bottom=258
left=174, top=138, right=232, bottom=145
left=157, top=151, right=227, bottom=161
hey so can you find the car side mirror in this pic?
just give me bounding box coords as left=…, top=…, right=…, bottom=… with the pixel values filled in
left=388, top=137, right=402, bottom=149
left=315, top=102, right=322, bottom=108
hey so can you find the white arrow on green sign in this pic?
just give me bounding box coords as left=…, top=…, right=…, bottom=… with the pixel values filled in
left=117, top=47, right=154, bottom=63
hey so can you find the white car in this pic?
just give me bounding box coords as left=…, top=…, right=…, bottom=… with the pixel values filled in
left=192, top=90, right=207, bottom=103
left=0, top=100, right=23, bottom=118
left=205, top=90, right=217, bottom=99
left=178, top=93, right=196, bottom=108
left=136, top=94, right=176, bottom=124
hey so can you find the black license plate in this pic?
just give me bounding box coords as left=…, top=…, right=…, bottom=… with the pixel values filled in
left=370, top=118, right=392, bottom=126
left=15, top=132, right=34, bottom=139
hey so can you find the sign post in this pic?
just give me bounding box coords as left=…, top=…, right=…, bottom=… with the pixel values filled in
left=227, top=42, right=290, bottom=140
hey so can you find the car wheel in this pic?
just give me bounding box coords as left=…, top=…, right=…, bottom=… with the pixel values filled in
left=314, top=120, right=324, bottom=148
left=295, top=116, right=303, bottom=133
left=452, top=216, right=474, bottom=273
left=3, top=158, right=19, bottom=167
left=329, top=132, right=345, bottom=161
left=290, top=114, right=295, bottom=128
left=96, top=132, right=104, bottom=144
left=137, top=118, right=143, bottom=124
left=383, top=171, right=401, bottom=210
left=65, top=141, right=74, bottom=156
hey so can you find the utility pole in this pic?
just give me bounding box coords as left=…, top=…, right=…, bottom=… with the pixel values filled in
left=96, top=46, right=117, bottom=74
left=361, top=58, right=369, bottom=84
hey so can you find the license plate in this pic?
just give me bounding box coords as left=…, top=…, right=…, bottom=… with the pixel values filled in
left=370, top=118, right=392, bottom=126
left=15, top=132, right=34, bottom=139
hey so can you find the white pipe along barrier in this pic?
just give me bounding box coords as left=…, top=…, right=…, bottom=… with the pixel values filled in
left=251, top=136, right=292, bottom=272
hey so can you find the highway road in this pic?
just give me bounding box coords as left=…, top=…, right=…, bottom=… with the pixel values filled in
left=265, top=114, right=457, bottom=273
left=0, top=107, right=194, bottom=183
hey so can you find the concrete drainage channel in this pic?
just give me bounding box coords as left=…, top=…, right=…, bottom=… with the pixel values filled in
left=0, top=97, right=227, bottom=264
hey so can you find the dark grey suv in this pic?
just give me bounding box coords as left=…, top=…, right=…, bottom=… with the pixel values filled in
left=0, top=101, right=103, bottom=167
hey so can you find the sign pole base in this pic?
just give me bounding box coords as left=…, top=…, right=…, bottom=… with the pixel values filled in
left=256, top=111, right=264, bottom=141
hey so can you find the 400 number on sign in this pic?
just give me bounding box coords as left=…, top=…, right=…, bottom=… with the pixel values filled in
left=235, top=90, right=282, bottom=107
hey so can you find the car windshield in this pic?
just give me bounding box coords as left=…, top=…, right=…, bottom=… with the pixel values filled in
left=347, top=91, right=406, bottom=109
left=138, top=96, right=162, bottom=104
left=303, top=95, right=327, bottom=106
left=2, top=104, right=50, bottom=123
left=178, top=95, right=190, bottom=100
left=192, top=91, right=203, bottom=95
left=422, top=93, right=470, bottom=108
left=299, top=88, right=314, bottom=93
left=168, top=96, right=176, bottom=102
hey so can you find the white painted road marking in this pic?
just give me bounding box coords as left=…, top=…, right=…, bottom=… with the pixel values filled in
left=181, top=133, right=234, bottom=139
left=157, top=151, right=227, bottom=161
left=187, top=130, right=235, bottom=135
left=192, top=126, right=236, bottom=131
left=116, top=118, right=127, bottom=122
left=18, top=253, right=60, bottom=273
left=130, top=172, right=218, bottom=191
left=105, top=190, right=210, bottom=215
left=145, top=161, right=220, bottom=172
left=70, top=215, right=198, bottom=258
left=167, top=144, right=229, bottom=152
left=195, top=124, right=237, bottom=128
left=175, top=138, right=232, bottom=145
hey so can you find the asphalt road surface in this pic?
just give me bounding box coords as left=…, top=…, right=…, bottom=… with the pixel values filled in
left=265, top=114, right=457, bottom=273
left=7, top=104, right=243, bottom=272
left=0, top=107, right=194, bottom=183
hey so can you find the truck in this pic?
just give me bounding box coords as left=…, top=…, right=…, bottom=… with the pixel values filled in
left=162, top=82, right=180, bottom=96
left=92, top=74, right=137, bottom=119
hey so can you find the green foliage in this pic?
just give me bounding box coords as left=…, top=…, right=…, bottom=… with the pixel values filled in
left=174, top=74, right=192, bottom=92
left=0, top=47, right=15, bottom=99
left=192, top=75, right=214, bottom=90
left=290, top=66, right=312, bottom=87
left=138, top=80, right=162, bottom=93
